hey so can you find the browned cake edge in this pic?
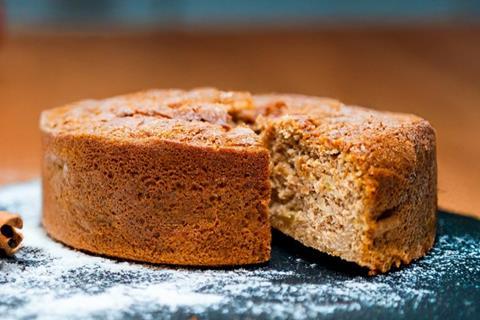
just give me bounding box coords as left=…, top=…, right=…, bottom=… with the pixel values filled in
left=41, top=129, right=271, bottom=266
left=357, top=119, right=437, bottom=273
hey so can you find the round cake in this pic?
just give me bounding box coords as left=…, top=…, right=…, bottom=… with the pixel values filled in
left=41, top=88, right=437, bottom=272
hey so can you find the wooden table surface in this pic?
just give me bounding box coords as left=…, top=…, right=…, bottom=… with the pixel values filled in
left=0, top=27, right=479, bottom=218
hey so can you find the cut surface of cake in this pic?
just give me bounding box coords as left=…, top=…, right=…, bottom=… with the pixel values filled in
left=40, top=89, right=271, bottom=266
left=40, top=88, right=437, bottom=272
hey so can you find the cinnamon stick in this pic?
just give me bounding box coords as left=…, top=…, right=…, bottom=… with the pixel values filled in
left=0, top=211, right=23, bottom=256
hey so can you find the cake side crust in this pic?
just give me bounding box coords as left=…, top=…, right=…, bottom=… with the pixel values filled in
left=41, top=119, right=271, bottom=266
left=357, top=120, right=437, bottom=273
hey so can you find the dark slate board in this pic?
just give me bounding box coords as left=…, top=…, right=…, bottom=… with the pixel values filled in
left=0, top=181, right=479, bottom=320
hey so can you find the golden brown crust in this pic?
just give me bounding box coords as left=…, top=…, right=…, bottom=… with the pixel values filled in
left=359, top=121, right=437, bottom=273
left=41, top=88, right=258, bottom=148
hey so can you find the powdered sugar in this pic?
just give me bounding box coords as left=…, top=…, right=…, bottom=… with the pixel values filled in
left=0, top=181, right=478, bottom=319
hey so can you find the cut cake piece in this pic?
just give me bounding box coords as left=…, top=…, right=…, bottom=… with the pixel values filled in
left=254, top=94, right=437, bottom=273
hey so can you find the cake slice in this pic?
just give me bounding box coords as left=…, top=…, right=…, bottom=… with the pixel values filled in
left=253, top=94, right=437, bottom=273
left=41, top=89, right=271, bottom=266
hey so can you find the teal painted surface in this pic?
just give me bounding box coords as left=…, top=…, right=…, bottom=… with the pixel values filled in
left=5, top=0, right=480, bottom=29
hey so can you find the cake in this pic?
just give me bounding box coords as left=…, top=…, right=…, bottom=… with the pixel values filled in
left=40, top=88, right=437, bottom=273
left=40, top=89, right=271, bottom=266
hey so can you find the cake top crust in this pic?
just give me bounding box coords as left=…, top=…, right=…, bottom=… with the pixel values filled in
left=40, top=88, right=262, bottom=148
left=41, top=88, right=432, bottom=153
left=252, top=94, right=432, bottom=157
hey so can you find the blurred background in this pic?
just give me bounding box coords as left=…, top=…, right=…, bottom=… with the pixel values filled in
left=0, top=0, right=479, bottom=217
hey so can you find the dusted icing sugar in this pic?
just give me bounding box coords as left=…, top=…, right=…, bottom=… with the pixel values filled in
left=0, top=181, right=478, bottom=319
